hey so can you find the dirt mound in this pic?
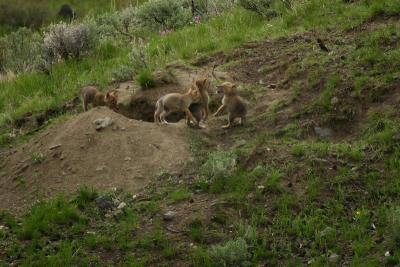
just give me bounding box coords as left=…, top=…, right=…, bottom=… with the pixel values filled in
left=0, top=107, right=191, bottom=214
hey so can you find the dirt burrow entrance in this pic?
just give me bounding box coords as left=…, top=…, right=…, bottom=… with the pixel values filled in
left=0, top=107, right=192, bottom=214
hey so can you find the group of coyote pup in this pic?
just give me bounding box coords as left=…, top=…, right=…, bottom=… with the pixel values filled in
left=81, top=74, right=247, bottom=129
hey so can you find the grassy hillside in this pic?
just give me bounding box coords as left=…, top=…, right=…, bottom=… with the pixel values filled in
left=1, top=0, right=400, bottom=266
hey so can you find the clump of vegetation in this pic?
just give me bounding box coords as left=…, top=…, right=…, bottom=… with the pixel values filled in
left=238, top=0, right=291, bottom=18
left=0, top=28, right=42, bottom=73
left=137, top=0, right=192, bottom=31
left=137, top=69, right=156, bottom=89
left=201, top=151, right=236, bottom=181
left=43, top=21, right=97, bottom=62
left=209, top=238, right=250, bottom=266
left=18, top=198, right=83, bottom=240
left=31, top=152, right=46, bottom=164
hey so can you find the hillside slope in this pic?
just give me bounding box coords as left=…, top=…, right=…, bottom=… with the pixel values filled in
left=1, top=1, right=400, bottom=266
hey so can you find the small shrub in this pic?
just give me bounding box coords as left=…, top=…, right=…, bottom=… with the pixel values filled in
left=209, top=238, right=250, bottom=266
left=388, top=207, right=400, bottom=250
left=201, top=151, right=237, bottom=181
left=137, top=0, right=192, bottom=31
left=43, top=21, right=97, bottom=62
left=291, top=144, right=306, bottom=157
left=137, top=69, right=156, bottom=89
left=0, top=28, right=42, bottom=73
left=168, top=188, right=192, bottom=204
left=238, top=0, right=292, bottom=19
left=96, top=7, right=139, bottom=41
left=18, top=198, right=83, bottom=240
left=31, top=152, right=45, bottom=164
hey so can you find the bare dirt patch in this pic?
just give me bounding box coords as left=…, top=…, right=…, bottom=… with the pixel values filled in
left=0, top=107, right=191, bottom=214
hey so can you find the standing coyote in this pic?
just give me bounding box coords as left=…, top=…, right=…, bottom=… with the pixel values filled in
left=213, top=82, right=247, bottom=128
left=154, top=87, right=201, bottom=125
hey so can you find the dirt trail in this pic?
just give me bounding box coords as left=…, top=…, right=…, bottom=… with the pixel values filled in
left=0, top=107, right=191, bottom=214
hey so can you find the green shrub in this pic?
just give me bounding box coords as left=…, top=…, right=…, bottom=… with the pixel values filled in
left=18, top=197, right=83, bottom=240
left=137, top=0, right=192, bottom=31
left=137, top=69, right=156, bottom=89
left=209, top=238, right=250, bottom=266
left=388, top=207, right=400, bottom=250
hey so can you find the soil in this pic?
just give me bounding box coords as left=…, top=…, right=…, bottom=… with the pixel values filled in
left=0, top=107, right=191, bottom=214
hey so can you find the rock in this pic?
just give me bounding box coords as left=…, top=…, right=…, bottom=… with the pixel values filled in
left=117, top=202, right=127, bottom=209
left=331, top=96, right=339, bottom=105
left=95, top=166, right=106, bottom=172
left=95, top=196, right=114, bottom=210
left=93, top=117, right=113, bottom=131
left=385, top=251, right=391, bottom=257
left=49, top=144, right=62, bottom=150
left=257, top=185, right=265, bottom=190
left=329, top=253, right=340, bottom=263
left=307, top=259, right=315, bottom=265
left=163, top=211, right=176, bottom=221
left=314, top=127, right=333, bottom=140
left=233, top=139, right=247, bottom=149
left=132, top=194, right=138, bottom=200
left=124, top=157, right=132, bottom=162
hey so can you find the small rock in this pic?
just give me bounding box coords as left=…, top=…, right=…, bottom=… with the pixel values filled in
left=95, top=196, right=114, bottom=210
left=117, top=202, right=127, bottom=209
left=0, top=225, right=8, bottom=230
left=95, top=166, right=106, bottom=172
left=267, top=84, right=277, bottom=89
left=124, top=157, right=132, bottom=162
left=329, top=253, right=340, bottom=263
left=49, top=144, right=62, bottom=150
left=314, top=127, right=333, bottom=140
left=307, top=259, right=315, bottom=265
left=93, top=117, right=114, bottom=131
left=331, top=96, right=339, bottom=105
left=86, top=231, right=96, bottom=235
left=163, top=211, right=176, bottom=221
left=371, top=223, right=376, bottom=230
left=385, top=251, right=391, bottom=257
left=132, top=194, right=138, bottom=200
left=257, top=185, right=265, bottom=190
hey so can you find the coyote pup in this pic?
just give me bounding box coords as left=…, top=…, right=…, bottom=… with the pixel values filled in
left=213, top=82, right=247, bottom=129
left=154, top=87, right=201, bottom=125
left=81, top=86, right=106, bottom=111
left=187, top=77, right=211, bottom=128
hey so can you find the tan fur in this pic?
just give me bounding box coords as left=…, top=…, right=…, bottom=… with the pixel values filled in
left=81, top=86, right=106, bottom=111
left=186, top=77, right=210, bottom=128
left=105, top=90, right=118, bottom=111
left=213, top=82, right=247, bottom=129
left=154, top=87, right=201, bottom=125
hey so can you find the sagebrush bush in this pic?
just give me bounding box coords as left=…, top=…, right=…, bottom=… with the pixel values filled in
left=238, top=0, right=292, bottom=18
left=210, top=238, right=250, bottom=266
left=183, top=0, right=237, bottom=16
left=201, top=151, right=237, bottom=181
left=43, top=21, right=97, bottom=62
left=0, top=28, right=42, bottom=73
left=97, top=7, right=139, bottom=41
left=137, top=0, right=192, bottom=31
